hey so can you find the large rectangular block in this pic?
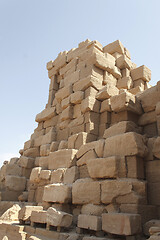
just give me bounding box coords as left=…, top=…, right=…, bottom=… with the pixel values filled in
left=103, top=40, right=124, bottom=54
left=72, top=179, right=100, bottom=204
left=19, top=206, right=43, bottom=222
left=103, top=132, right=147, bottom=158
left=146, top=160, right=160, bottom=183
left=131, top=65, right=151, bottom=82
left=96, top=85, right=119, bottom=100
left=78, top=214, right=101, bottom=231
left=35, top=107, right=56, bottom=123
left=73, top=75, right=102, bottom=92
left=5, top=175, right=26, bottom=192
left=47, top=207, right=73, bottom=227
left=102, top=213, right=141, bottom=235
left=43, top=184, right=72, bottom=203
left=48, top=149, right=77, bottom=170
left=86, top=157, right=118, bottom=179
left=31, top=210, right=47, bottom=224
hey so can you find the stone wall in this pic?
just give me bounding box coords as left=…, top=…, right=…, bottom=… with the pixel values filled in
left=0, top=39, right=160, bottom=240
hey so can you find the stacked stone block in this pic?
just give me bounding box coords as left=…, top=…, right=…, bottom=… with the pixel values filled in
left=0, top=39, right=160, bottom=240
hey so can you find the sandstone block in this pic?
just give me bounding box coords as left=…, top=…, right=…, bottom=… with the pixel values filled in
left=101, top=180, right=132, bottom=204
left=43, top=184, right=72, bottom=203
left=94, top=139, right=105, bottom=158
left=61, top=96, right=70, bottom=110
left=96, top=85, right=119, bottom=100
left=146, top=160, right=160, bottom=183
left=35, top=107, right=56, bottom=123
left=103, top=132, right=147, bottom=158
left=64, top=70, right=80, bottom=86
left=72, top=179, right=100, bottom=204
left=153, top=137, right=160, bottom=159
left=138, top=86, right=159, bottom=112
left=77, top=149, right=97, bottom=166
left=103, top=71, right=117, bottom=86
left=116, top=55, right=133, bottom=70
left=85, top=122, right=99, bottom=135
left=103, top=121, right=140, bottom=138
left=70, top=91, right=84, bottom=104
left=24, top=139, right=34, bottom=150
left=103, top=40, right=125, bottom=54
left=19, top=156, right=35, bottom=169
left=100, top=99, right=111, bottom=113
left=126, top=156, right=144, bottom=179
left=30, top=167, right=42, bottom=183
left=110, top=91, right=142, bottom=115
left=5, top=175, right=26, bottom=191
left=76, top=141, right=97, bottom=159
left=18, top=206, right=43, bottom=222
left=102, top=213, right=141, bottom=235
left=55, top=85, right=72, bottom=102
left=47, top=207, right=73, bottom=227
left=78, top=214, right=101, bottom=231
left=80, top=64, right=103, bottom=81
left=131, top=65, right=151, bottom=82
left=48, top=149, right=77, bottom=170
left=148, top=183, right=160, bottom=205
left=5, top=163, right=21, bottom=176
left=138, top=111, right=156, bottom=126
left=117, top=76, right=133, bottom=90
left=50, top=168, right=66, bottom=183
left=40, top=144, right=50, bottom=156
left=73, top=75, right=102, bottom=92
left=23, top=147, right=39, bottom=158
left=85, top=86, right=98, bottom=98
left=81, top=204, right=105, bottom=216
left=81, top=96, right=100, bottom=113
left=40, top=170, right=51, bottom=180
left=87, top=157, right=118, bottom=179
left=60, top=106, right=73, bottom=121
left=38, top=156, right=49, bottom=169
left=50, top=141, right=59, bottom=152
left=30, top=210, right=47, bottom=224
left=63, top=166, right=79, bottom=184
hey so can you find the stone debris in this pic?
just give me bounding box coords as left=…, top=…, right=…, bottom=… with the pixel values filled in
left=0, top=39, right=159, bottom=240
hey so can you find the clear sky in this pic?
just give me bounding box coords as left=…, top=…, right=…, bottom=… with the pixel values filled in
left=0, top=0, right=160, bottom=167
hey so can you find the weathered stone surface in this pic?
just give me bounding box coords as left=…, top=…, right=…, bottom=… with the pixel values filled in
left=78, top=214, right=101, bottom=231
left=35, top=107, right=56, bottom=122
left=143, top=220, right=160, bottom=236
left=103, top=121, right=140, bottom=138
left=153, top=137, right=160, bottom=159
left=102, top=213, right=141, bottom=235
left=43, top=184, right=72, bottom=203
left=47, top=207, right=73, bottom=227
left=63, top=166, right=79, bottom=184
left=72, top=179, right=100, bottom=204
left=48, top=149, right=77, bottom=170
left=81, top=204, right=105, bottom=216
left=138, top=111, right=156, bottom=126
left=101, top=180, right=132, bottom=203
left=131, top=65, right=151, bottom=82
left=5, top=175, right=26, bottom=191
left=117, top=76, right=133, bottom=90
left=81, top=96, right=100, bottom=113
left=103, top=40, right=124, bottom=54
left=110, top=91, right=142, bottom=115
left=50, top=168, right=66, bottom=183
left=18, top=206, right=43, bottom=222
left=30, top=167, right=42, bottom=183
left=73, top=75, right=102, bottom=92
left=30, top=210, right=47, bottom=224
left=19, top=156, right=35, bottom=169
left=87, top=157, right=118, bottom=179
left=40, top=170, right=51, bottom=180
left=103, top=132, right=147, bottom=157
left=116, top=55, right=133, bottom=70
left=96, top=85, right=119, bottom=100
left=146, top=160, right=160, bottom=183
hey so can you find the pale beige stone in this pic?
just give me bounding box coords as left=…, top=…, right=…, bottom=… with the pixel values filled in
left=30, top=167, right=42, bottom=183
left=50, top=141, right=59, bottom=152
left=68, top=134, right=78, bottom=149
left=61, top=96, right=70, bottom=110
left=102, top=213, right=141, bottom=235
left=48, top=149, right=77, bottom=170
left=117, top=76, right=133, bottom=90
left=72, top=179, right=100, bottom=204
left=5, top=162, right=21, bottom=176
left=156, top=102, right=160, bottom=115
left=85, top=86, right=98, bottom=98
left=103, top=121, right=140, bottom=138
left=103, top=132, right=147, bottom=157
left=41, top=127, right=56, bottom=145
left=134, top=79, right=145, bottom=90
left=58, top=140, right=68, bottom=150
left=94, top=139, right=105, bottom=157
left=138, top=111, right=156, bottom=126
left=5, top=175, right=26, bottom=191
left=70, top=91, right=84, bottom=104
left=103, top=40, right=125, bottom=54
left=77, top=149, right=97, bottom=166
left=60, top=106, right=73, bottom=121
left=73, top=75, right=102, bottom=92
left=81, top=204, right=105, bottom=216
left=59, top=58, right=78, bottom=76
left=110, top=91, right=142, bottom=115
left=103, top=71, right=117, bottom=86
left=153, top=137, right=160, bottom=159
left=40, top=170, right=51, bottom=180
left=23, top=147, right=39, bottom=158
left=46, top=60, right=53, bottom=70
left=0, top=204, right=21, bottom=221
left=78, top=214, right=101, bottom=231
left=80, top=64, right=103, bottom=81
left=69, top=115, right=84, bottom=128
left=47, top=207, right=73, bottom=227
left=35, top=107, right=56, bottom=123
left=131, top=65, right=151, bottom=82
left=101, top=180, right=132, bottom=204
left=81, top=97, right=100, bottom=113
left=38, top=156, right=49, bottom=169
left=18, top=206, right=43, bottom=222
left=96, top=85, right=119, bottom=100
left=100, top=99, right=111, bottom=113
left=121, top=68, right=130, bottom=77
left=24, top=139, right=34, bottom=150
left=85, top=122, right=99, bottom=135
left=64, top=70, right=80, bottom=86
left=50, top=168, right=66, bottom=183
left=63, top=166, right=79, bottom=184
left=55, top=85, right=72, bottom=102
left=87, top=157, right=118, bottom=179
left=73, top=104, right=82, bottom=119
left=43, top=184, right=72, bottom=203
left=40, top=144, right=50, bottom=156
left=116, top=55, right=133, bottom=70
left=30, top=210, right=47, bottom=224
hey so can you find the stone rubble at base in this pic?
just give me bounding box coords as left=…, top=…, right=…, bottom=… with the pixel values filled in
left=0, top=39, right=160, bottom=240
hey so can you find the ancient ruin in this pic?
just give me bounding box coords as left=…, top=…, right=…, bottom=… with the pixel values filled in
left=0, top=39, right=160, bottom=240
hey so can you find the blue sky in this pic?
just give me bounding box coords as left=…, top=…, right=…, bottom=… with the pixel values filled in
left=0, top=0, right=160, bottom=167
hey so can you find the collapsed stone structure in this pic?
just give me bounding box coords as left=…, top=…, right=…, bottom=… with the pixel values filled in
left=0, top=39, right=160, bottom=240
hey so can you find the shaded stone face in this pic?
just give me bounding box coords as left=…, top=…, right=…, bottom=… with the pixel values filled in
left=1, top=39, right=160, bottom=240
